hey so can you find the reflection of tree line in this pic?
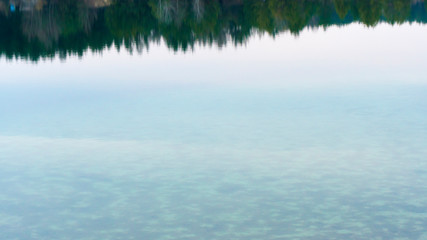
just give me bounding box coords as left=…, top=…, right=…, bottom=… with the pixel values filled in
left=0, top=0, right=426, bottom=61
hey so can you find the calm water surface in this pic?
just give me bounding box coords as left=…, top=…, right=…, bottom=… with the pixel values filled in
left=1, top=0, right=427, bottom=239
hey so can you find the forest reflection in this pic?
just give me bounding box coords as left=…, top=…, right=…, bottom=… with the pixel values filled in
left=0, top=0, right=426, bottom=61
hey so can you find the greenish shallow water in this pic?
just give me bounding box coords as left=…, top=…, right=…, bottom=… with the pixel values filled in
left=1, top=0, right=427, bottom=237
left=1, top=85, right=427, bottom=239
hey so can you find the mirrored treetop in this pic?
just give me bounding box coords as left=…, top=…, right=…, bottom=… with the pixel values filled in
left=0, top=0, right=426, bottom=61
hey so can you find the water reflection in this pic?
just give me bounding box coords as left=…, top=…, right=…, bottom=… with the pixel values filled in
left=1, top=1, right=427, bottom=239
left=0, top=0, right=426, bottom=61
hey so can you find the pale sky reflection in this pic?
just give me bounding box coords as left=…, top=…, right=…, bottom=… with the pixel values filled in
left=0, top=23, right=426, bottom=91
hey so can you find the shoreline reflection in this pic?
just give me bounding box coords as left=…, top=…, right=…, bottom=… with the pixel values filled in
left=0, top=0, right=426, bottom=61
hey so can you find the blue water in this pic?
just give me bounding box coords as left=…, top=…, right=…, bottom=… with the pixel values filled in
left=1, top=84, right=427, bottom=239
left=1, top=20, right=427, bottom=239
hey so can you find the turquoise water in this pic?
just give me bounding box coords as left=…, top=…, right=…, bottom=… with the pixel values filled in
left=1, top=84, right=427, bottom=239
left=1, top=1, right=427, bottom=237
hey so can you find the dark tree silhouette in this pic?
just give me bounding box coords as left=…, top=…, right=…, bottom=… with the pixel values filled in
left=0, top=0, right=426, bottom=61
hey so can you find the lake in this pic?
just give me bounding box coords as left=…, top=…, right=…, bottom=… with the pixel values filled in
left=1, top=0, right=427, bottom=239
